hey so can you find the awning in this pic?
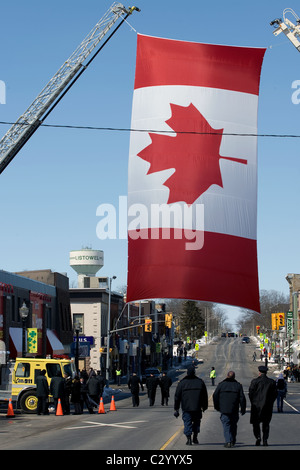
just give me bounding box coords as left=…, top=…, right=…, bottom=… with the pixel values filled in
left=46, top=330, right=65, bottom=356
left=9, top=327, right=22, bottom=358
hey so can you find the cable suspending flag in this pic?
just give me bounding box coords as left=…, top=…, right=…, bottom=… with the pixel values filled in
left=127, top=34, right=266, bottom=313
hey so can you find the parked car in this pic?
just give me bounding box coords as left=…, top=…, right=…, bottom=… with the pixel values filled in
left=141, top=367, right=161, bottom=383
left=242, top=336, right=250, bottom=343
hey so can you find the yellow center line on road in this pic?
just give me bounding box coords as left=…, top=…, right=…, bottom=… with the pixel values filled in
left=160, top=425, right=184, bottom=450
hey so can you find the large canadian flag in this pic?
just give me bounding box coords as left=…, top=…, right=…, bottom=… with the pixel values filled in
left=127, top=34, right=266, bottom=313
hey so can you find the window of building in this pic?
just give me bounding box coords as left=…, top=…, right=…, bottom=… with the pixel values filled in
left=73, top=314, right=84, bottom=334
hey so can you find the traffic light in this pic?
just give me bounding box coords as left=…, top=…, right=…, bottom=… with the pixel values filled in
left=145, top=318, right=152, bottom=332
left=256, top=325, right=260, bottom=335
left=278, top=313, right=285, bottom=327
left=165, top=313, right=173, bottom=329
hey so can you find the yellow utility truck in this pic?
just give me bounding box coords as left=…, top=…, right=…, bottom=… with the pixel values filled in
left=0, top=357, right=76, bottom=413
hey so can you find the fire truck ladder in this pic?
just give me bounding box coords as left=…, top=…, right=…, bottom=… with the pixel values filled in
left=0, top=3, right=140, bottom=174
left=270, top=8, right=300, bottom=52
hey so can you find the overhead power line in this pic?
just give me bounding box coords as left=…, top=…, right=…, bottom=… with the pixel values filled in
left=0, top=121, right=299, bottom=138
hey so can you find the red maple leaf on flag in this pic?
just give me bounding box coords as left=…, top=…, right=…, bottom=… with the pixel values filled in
left=138, top=103, right=247, bottom=205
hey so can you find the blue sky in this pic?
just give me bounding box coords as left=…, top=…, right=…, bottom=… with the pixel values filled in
left=0, top=0, right=299, bottom=326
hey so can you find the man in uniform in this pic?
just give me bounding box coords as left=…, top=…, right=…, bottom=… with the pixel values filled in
left=174, top=365, right=208, bottom=445
left=213, top=370, right=246, bottom=447
left=249, top=365, right=277, bottom=446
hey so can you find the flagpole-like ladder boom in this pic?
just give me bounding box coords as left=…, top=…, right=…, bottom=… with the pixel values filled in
left=270, top=8, right=300, bottom=52
left=0, top=3, right=140, bottom=174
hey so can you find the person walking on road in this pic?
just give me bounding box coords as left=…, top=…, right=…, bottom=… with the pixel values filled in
left=213, top=371, right=246, bottom=448
left=36, top=369, right=49, bottom=415
left=276, top=373, right=287, bottom=412
left=50, top=371, right=66, bottom=414
left=80, top=377, right=95, bottom=414
left=71, top=375, right=82, bottom=415
left=249, top=365, right=277, bottom=446
left=146, top=372, right=159, bottom=406
left=159, top=371, right=172, bottom=406
left=174, top=365, right=208, bottom=445
left=128, top=372, right=144, bottom=407
left=87, top=371, right=101, bottom=406
left=210, top=367, right=216, bottom=386
left=63, top=372, right=72, bottom=415
left=96, top=370, right=106, bottom=398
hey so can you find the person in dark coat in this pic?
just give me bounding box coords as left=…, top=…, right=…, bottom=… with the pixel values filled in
left=36, top=369, right=49, bottom=415
left=128, top=372, right=144, bottom=407
left=174, top=365, right=208, bottom=445
left=146, top=373, right=159, bottom=406
left=249, top=366, right=277, bottom=446
left=96, top=370, right=106, bottom=398
left=87, top=372, right=101, bottom=406
left=50, top=371, right=66, bottom=414
left=63, top=372, right=72, bottom=415
left=276, top=373, right=287, bottom=412
left=213, top=371, right=246, bottom=447
left=79, top=377, right=94, bottom=414
left=71, top=376, right=82, bottom=415
left=159, top=371, right=172, bottom=406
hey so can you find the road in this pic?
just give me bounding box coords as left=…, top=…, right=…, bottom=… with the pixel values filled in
left=0, top=337, right=299, bottom=454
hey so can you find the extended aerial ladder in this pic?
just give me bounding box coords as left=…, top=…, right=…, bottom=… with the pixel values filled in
left=270, top=8, right=300, bottom=52
left=0, top=2, right=140, bottom=174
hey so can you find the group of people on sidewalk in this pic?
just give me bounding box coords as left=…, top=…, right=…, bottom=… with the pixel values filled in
left=36, top=368, right=106, bottom=416
left=174, top=364, right=285, bottom=448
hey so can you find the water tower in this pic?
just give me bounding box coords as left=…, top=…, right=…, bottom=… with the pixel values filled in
left=70, top=248, right=104, bottom=287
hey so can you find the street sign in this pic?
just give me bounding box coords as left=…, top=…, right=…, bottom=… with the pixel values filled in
left=287, top=311, right=294, bottom=338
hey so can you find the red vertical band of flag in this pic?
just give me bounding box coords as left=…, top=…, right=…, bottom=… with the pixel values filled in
left=127, top=35, right=266, bottom=313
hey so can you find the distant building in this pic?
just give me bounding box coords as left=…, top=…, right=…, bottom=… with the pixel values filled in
left=70, top=278, right=123, bottom=373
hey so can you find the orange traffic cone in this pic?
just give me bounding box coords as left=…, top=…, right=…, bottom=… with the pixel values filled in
left=56, top=399, right=64, bottom=416
left=98, top=397, right=105, bottom=414
left=110, top=395, right=116, bottom=411
left=6, top=398, right=15, bottom=418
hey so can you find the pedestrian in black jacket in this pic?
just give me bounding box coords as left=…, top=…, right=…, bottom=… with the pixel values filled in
left=128, top=372, right=144, bottom=407
left=96, top=371, right=105, bottom=398
left=159, top=371, right=172, bottom=406
left=146, top=373, right=159, bottom=406
left=80, top=377, right=94, bottom=414
left=71, top=376, right=82, bottom=415
left=64, top=373, right=72, bottom=415
left=87, top=372, right=101, bottom=406
left=213, top=371, right=246, bottom=447
left=174, top=365, right=208, bottom=445
left=249, top=366, right=277, bottom=446
left=50, top=371, right=66, bottom=414
left=36, top=370, right=49, bottom=415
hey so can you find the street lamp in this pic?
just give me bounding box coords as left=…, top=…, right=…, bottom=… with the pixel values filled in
left=19, top=301, right=29, bottom=357
left=74, top=321, right=81, bottom=373
left=106, top=276, right=116, bottom=387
